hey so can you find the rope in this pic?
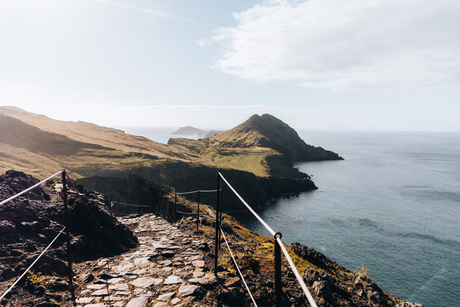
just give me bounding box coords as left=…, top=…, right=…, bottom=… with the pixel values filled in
left=176, top=189, right=217, bottom=195
left=0, top=170, right=63, bottom=206
left=220, top=228, right=258, bottom=307
left=0, top=226, right=66, bottom=302
left=219, top=172, right=318, bottom=307
left=175, top=210, right=197, bottom=215
left=276, top=237, right=318, bottom=307
left=112, top=202, right=151, bottom=208
left=218, top=172, right=275, bottom=236
left=112, top=210, right=138, bottom=216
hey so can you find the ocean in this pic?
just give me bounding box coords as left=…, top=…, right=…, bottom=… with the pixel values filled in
left=123, top=127, right=460, bottom=307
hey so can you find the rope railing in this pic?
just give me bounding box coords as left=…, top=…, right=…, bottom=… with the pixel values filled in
left=0, top=170, right=76, bottom=305
left=220, top=228, right=258, bottom=307
left=0, top=170, right=63, bottom=206
left=0, top=226, right=66, bottom=303
left=174, top=189, right=218, bottom=230
left=217, top=171, right=318, bottom=307
left=176, top=189, right=217, bottom=195
left=109, top=201, right=151, bottom=216
left=111, top=201, right=151, bottom=208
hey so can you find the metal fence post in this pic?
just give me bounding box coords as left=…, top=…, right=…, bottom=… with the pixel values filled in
left=197, top=191, right=200, bottom=231
left=214, top=172, right=221, bottom=276
left=274, top=232, right=282, bottom=307
left=174, top=193, right=177, bottom=223
left=62, top=170, right=73, bottom=287
left=218, top=185, right=223, bottom=249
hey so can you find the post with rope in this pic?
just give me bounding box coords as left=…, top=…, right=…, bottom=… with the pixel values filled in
left=214, top=172, right=221, bottom=276
left=174, top=193, right=177, bottom=223
left=274, top=232, right=282, bottom=307
left=197, top=191, right=200, bottom=231
left=62, top=170, right=73, bottom=288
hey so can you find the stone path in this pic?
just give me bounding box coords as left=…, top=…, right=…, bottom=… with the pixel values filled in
left=74, top=214, right=233, bottom=307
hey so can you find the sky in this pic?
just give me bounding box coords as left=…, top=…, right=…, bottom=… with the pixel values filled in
left=1, top=0, right=460, bottom=132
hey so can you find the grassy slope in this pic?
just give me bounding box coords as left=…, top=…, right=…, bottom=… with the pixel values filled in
left=0, top=106, right=191, bottom=160
left=0, top=107, right=209, bottom=179
left=167, top=115, right=303, bottom=178
left=0, top=107, right=296, bottom=180
left=167, top=137, right=278, bottom=178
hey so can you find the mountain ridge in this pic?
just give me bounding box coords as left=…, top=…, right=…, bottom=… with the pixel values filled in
left=0, top=106, right=340, bottom=208
left=208, top=113, right=343, bottom=162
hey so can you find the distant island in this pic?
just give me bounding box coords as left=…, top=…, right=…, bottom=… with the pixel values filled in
left=170, top=126, right=204, bottom=135
left=170, top=126, right=222, bottom=139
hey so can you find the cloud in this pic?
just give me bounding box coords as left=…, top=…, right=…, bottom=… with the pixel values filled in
left=211, top=0, right=460, bottom=91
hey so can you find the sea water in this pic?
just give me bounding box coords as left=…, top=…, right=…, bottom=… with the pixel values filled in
left=125, top=127, right=460, bottom=307
left=237, top=130, right=460, bottom=307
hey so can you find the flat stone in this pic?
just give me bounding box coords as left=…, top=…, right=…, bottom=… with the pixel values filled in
left=130, top=277, right=163, bottom=288
left=85, top=304, right=106, bottom=307
left=123, top=272, right=138, bottom=279
left=153, top=243, right=168, bottom=249
left=158, top=260, right=172, bottom=267
left=188, top=274, right=218, bottom=287
left=178, top=284, right=203, bottom=297
left=157, top=292, right=175, bottom=301
left=115, top=291, right=131, bottom=296
left=163, top=276, right=183, bottom=285
left=109, top=283, right=129, bottom=291
left=134, top=257, right=151, bottom=268
left=192, top=271, right=204, bottom=278
left=75, top=297, right=94, bottom=304
left=92, top=289, right=111, bottom=296
left=153, top=302, right=167, bottom=307
left=171, top=298, right=181, bottom=305
left=113, top=302, right=125, bottom=307
left=192, top=260, right=205, bottom=267
left=107, top=277, right=125, bottom=284
left=127, top=296, right=149, bottom=307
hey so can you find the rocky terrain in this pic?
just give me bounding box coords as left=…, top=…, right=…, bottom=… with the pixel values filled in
left=0, top=170, right=423, bottom=307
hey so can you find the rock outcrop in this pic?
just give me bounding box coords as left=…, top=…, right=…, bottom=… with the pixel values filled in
left=0, top=170, right=137, bottom=283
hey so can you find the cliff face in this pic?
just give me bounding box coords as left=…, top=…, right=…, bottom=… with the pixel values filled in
left=76, top=164, right=317, bottom=211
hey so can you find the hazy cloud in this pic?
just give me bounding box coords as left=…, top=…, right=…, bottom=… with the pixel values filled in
left=212, top=0, right=460, bottom=91
left=91, top=0, right=199, bottom=24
